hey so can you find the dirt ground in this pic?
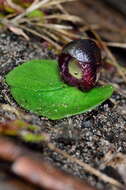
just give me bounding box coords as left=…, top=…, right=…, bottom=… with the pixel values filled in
left=0, top=30, right=126, bottom=190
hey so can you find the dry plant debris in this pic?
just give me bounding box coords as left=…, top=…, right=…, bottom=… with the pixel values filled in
left=0, top=137, right=97, bottom=190
left=101, top=151, right=126, bottom=185
left=0, top=120, right=124, bottom=190
left=0, top=0, right=83, bottom=50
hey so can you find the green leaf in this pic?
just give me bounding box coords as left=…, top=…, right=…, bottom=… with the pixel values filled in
left=6, top=60, right=67, bottom=91
left=10, top=85, right=113, bottom=120
left=27, top=10, right=45, bottom=18
left=6, top=60, right=114, bottom=120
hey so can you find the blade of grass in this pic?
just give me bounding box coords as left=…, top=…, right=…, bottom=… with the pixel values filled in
left=41, top=28, right=61, bottom=42
left=37, top=23, right=73, bottom=30
left=20, top=25, right=62, bottom=49
left=106, top=41, right=126, bottom=49
left=50, top=27, right=81, bottom=39
left=45, top=14, right=83, bottom=23
left=42, top=0, right=76, bottom=8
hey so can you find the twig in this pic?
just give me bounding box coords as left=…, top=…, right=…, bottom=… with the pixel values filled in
left=12, top=156, right=97, bottom=190
left=47, top=143, right=123, bottom=189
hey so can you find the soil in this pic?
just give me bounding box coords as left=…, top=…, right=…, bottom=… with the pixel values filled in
left=0, top=31, right=126, bottom=190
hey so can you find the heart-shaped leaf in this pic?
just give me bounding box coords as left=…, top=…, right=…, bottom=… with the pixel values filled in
left=6, top=60, right=114, bottom=120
